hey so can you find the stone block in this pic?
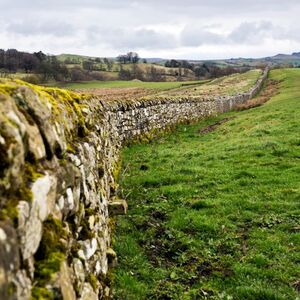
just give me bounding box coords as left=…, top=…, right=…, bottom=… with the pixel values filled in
left=108, top=198, right=128, bottom=216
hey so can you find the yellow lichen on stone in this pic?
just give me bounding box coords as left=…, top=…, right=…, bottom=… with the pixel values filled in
left=14, top=79, right=89, bottom=119
left=0, top=79, right=91, bottom=140
left=0, top=80, right=17, bottom=97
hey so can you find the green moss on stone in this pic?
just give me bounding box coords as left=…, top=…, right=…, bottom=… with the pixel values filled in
left=31, top=287, right=53, bottom=300
left=33, top=217, right=67, bottom=297
left=87, top=274, right=98, bottom=292
left=0, top=160, right=42, bottom=223
left=34, top=252, right=65, bottom=284
left=0, top=201, right=18, bottom=225
left=112, top=159, right=122, bottom=182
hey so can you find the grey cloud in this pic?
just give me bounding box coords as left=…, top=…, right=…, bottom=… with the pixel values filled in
left=181, top=26, right=225, bottom=47
left=228, top=21, right=300, bottom=44
left=7, top=21, right=74, bottom=37
left=0, top=0, right=299, bottom=58
left=228, top=21, right=273, bottom=44
left=181, top=21, right=300, bottom=47
left=86, top=27, right=177, bottom=50
left=1, top=0, right=300, bottom=20
left=273, top=27, right=300, bottom=43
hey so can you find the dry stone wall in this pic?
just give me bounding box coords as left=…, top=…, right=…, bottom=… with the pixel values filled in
left=0, top=68, right=268, bottom=300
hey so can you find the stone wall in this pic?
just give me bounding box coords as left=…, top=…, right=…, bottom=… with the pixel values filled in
left=0, top=68, right=268, bottom=300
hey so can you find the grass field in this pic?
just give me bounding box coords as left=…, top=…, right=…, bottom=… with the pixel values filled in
left=113, top=69, right=300, bottom=299
left=58, top=80, right=207, bottom=90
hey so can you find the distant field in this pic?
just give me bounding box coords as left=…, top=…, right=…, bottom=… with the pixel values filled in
left=58, top=80, right=207, bottom=90
left=55, top=70, right=262, bottom=102
left=114, top=69, right=300, bottom=299
left=163, top=69, right=262, bottom=97
left=44, top=70, right=260, bottom=95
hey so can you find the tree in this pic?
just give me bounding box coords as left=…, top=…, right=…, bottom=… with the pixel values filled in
left=103, top=58, right=114, bottom=71
left=22, top=53, right=39, bottom=72
left=5, top=49, right=20, bottom=72
left=119, top=65, right=132, bottom=80
left=117, top=54, right=128, bottom=64
left=70, top=67, right=89, bottom=81
left=34, top=51, right=47, bottom=62
left=64, top=57, right=72, bottom=64
left=148, top=66, right=163, bottom=82
left=130, top=52, right=140, bottom=64
left=117, top=52, right=140, bottom=64
left=194, top=65, right=208, bottom=78
left=82, top=60, right=94, bottom=71
left=0, top=50, right=5, bottom=68
left=165, top=59, right=180, bottom=68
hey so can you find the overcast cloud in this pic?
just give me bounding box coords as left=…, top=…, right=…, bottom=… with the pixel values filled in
left=1, top=0, right=300, bottom=59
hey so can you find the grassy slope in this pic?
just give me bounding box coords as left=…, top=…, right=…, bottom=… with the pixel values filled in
left=114, top=69, right=300, bottom=300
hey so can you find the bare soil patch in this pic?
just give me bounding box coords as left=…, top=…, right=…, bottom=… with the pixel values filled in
left=198, top=117, right=234, bottom=135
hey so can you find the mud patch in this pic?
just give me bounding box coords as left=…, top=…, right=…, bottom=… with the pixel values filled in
left=198, top=117, right=234, bottom=135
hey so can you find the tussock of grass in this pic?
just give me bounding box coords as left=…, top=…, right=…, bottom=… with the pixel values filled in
left=114, top=69, right=300, bottom=300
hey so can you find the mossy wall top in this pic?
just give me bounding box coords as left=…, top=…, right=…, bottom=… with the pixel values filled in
left=0, top=68, right=268, bottom=300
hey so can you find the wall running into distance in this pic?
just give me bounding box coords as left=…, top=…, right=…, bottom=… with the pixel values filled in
left=0, top=68, right=268, bottom=300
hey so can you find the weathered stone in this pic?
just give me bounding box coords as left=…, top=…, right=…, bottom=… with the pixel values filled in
left=80, top=283, right=98, bottom=300
left=14, top=270, right=32, bottom=300
left=0, top=95, right=25, bottom=196
left=106, top=248, right=117, bottom=268
left=108, top=198, right=128, bottom=216
left=31, top=174, right=57, bottom=221
left=18, top=174, right=57, bottom=260
left=72, top=258, right=85, bottom=294
left=0, top=222, right=19, bottom=300
left=78, top=238, right=98, bottom=260
left=16, top=86, right=67, bottom=158
left=58, top=262, right=76, bottom=300
left=66, top=188, right=75, bottom=211
left=88, top=215, right=95, bottom=230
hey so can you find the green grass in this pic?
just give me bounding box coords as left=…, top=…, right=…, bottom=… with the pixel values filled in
left=113, top=69, right=300, bottom=300
left=58, top=80, right=207, bottom=90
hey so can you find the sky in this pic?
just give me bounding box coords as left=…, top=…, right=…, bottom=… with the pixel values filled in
left=1, top=0, right=300, bottom=60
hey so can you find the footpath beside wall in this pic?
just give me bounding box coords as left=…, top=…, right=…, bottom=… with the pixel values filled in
left=0, top=68, right=268, bottom=300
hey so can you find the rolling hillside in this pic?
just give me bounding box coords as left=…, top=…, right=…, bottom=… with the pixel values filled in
left=114, top=69, right=300, bottom=299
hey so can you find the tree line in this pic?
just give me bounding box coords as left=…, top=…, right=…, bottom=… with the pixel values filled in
left=0, top=49, right=117, bottom=83
left=164, top=59, right=250, bottom=79
left=0, top=49, right=250, bottom=83
left=0, top=49, right=70, bottom=82
left=116, top=52, right=142, bottom=64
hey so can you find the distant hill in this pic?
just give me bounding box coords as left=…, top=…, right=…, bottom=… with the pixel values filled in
left=2, top=48, right=299, bottom=85
left=57, top=51, right=300, bottom=68
left=191, top=52, right=300, bottom=68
